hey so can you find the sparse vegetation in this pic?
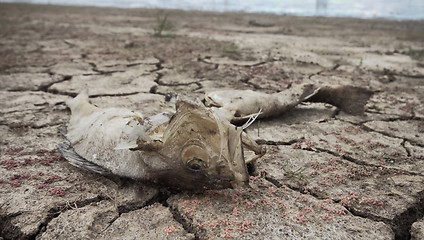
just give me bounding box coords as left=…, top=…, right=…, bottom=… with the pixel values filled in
left=222, top=43, right=241, bottom=57
left=282, top=159, right=307, bottom=179
left=257, top=120, right=261, bottom=137
left=404, top=48, right=424, bottom=61
left=358, top=57, right=363, bottom=67
left=153, top=11, right=175, bottom=37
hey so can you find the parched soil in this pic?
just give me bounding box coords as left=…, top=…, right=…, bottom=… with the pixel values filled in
left=1, top=3, right=424, bottom=240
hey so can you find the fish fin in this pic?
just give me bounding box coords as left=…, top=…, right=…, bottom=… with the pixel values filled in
left=299, top=84, right=320, bottom=101
left=241, top=109, right=262, bottom=130
left=57, top=141, right=111, bottom=175
left=114, top=141, right=138, bottom=150
left=66, top=89, right=98, bottom=118
left=227, top=126, right=250, bottom=188
left=66, top=89, right=89, bottom=109
left=58, top=123, right=68, bottom=136
left=305, top=85, right=373, bottom=115
left=114, top=112, right=171, bottom=150
left=204, top=92, right=223, bottom=107
left=242, top=131, right=266, bottom=164
left=142, top=112, right=173, bottom=134
left=115, top=116, right=148, bottom=150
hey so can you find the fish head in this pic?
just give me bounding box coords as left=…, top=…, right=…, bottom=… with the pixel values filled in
left=152, top=97, right=249, bottom=190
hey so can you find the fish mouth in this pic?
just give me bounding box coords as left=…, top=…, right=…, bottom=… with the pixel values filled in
left=231, top=178, right=250, bottom=189
left=152, top=169, right=240, bottom=190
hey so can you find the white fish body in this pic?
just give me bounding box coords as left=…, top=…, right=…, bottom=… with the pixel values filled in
left=58, top=91, right=261, bottom=190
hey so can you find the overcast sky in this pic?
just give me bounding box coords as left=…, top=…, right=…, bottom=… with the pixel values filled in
left=1, top=0, right=423, bottom=20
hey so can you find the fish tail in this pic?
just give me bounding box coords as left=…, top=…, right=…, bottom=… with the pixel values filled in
left=305, top=85, right=373, bottom=115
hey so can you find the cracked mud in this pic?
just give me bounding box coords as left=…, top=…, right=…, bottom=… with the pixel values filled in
left=1, top=3, right=424, bottom=240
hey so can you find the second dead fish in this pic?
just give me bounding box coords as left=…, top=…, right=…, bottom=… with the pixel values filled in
left=205, top=84, right=373, bottom=123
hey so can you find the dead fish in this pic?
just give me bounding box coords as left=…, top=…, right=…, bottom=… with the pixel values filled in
left=58, top=91, right=264, bottom=190
left=205, top=84, right=373, bottom=123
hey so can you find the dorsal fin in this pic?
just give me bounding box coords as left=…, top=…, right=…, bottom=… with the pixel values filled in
left=66, top=90, right=98, bottom=119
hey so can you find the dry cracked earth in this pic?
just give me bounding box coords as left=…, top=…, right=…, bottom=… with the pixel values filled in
left=1, top=3, right=424, bottom=240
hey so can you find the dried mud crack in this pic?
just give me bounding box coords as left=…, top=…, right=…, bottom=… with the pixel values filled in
left=0, top=195, right=105, bottom=240
left=30, top=196, right=106, bottom=240
left=345, top=190, right=424, bottom=240
left=258, top=145, right=424, bottom=240
left=168, top=203, right=202, bottom=240
left=1, top=2, right=424, bottom=240
left=38, top=75, right=73, bottom=93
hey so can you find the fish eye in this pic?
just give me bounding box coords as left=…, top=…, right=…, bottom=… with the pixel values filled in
left=186, top=157, right=206, bottom=170
left=181, top=145, right=208, bottom=171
